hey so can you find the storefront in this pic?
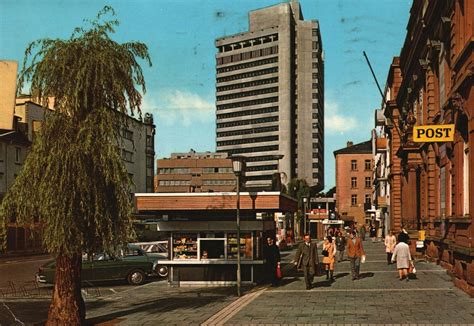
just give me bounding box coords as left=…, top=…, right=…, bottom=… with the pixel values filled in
left=134, top=192, right=297, bottom=285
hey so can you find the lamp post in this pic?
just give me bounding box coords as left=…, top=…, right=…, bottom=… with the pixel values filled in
left=231, top=155, right=246, bottom=297
left=303, top=197, right=308, bottom=234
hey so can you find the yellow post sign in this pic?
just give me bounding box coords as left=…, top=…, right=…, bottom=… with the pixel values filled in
left=413, top=124, right=455, bottom=142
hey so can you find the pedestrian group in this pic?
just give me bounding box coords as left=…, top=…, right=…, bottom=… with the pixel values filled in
left=264, top=225, right=417, bottom=289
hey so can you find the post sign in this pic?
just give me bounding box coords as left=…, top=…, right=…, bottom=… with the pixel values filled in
left=413, top=124, right=455, bottom=142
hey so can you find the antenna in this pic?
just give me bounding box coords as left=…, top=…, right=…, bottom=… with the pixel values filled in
left=363, top=51, right=402, bottom=140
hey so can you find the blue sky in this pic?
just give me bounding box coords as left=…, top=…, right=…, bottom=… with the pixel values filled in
left=0, top=0, right=411, bottom=190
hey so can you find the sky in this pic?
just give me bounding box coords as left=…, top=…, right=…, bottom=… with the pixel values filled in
left=0, top=0, right=411, bottom=191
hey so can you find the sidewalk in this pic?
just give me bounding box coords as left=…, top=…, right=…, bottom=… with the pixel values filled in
left=1, top=241, right=472, bottom=325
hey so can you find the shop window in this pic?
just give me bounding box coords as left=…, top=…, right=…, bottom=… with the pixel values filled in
left=227, top=233, right=252, bottom=260
left=200, top=239, right=225, bottom=259
left=172, top=233, right=198, bottom=260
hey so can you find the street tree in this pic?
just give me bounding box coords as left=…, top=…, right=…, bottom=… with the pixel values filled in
left=0, top=6, right=151, bottom=325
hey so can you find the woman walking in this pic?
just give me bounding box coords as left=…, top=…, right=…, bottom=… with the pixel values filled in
left=391, top=232, right=412, bottom=281
left=370, top=224, right=377, bottom=242
left=322, top=236, right=336, bottom=280
left=384, top=230, right=397, bottom=264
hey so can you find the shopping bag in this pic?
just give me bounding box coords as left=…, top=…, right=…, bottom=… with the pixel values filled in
left=361, top=254, right=366, bottom=264
left=276, top=263, right=282, bottom=279
left=409, top=261, right=416, bottom=274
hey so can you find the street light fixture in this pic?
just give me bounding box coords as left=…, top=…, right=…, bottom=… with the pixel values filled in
left=231, top=155, right=246, bottom=297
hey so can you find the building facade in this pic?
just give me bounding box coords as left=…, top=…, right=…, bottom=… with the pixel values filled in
left=334, top=141, right=373, bottom=227
left=0, top=60, right=156, bottom=254
left=377, top=1, right=473, bottom=295
left=155, top=151, right=236, bottom=193
left=215, top=0, right=324, bottom=191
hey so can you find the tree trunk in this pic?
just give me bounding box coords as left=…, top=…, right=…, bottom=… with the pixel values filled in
left=46, top=253, right=85, bottom=325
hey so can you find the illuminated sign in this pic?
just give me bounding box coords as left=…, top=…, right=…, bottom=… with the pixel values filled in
left=413, top=124, right=455, bottom=142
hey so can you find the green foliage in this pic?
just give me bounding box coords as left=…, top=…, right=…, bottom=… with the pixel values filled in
left=0, top=6, right=152, bottom=257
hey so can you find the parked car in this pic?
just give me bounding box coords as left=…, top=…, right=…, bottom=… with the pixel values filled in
left=36, top=245, right=154, bottom=285
left=130, top=241, right=169, bottom=278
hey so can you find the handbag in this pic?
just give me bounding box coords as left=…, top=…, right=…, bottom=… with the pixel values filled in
left=321, top=249, right=329, bottom=257
left=409, top=261, right=416, bottom=274
left=276, top=263, right=282, bottom=279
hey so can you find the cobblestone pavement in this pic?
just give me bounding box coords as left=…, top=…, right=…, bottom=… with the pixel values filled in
left=0, top=241, right=472, bottom=325
left=224, top=241, right=474, bottom=325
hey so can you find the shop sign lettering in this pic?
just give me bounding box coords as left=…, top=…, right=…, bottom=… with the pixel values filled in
left=413, top=124, right=455, bottom=142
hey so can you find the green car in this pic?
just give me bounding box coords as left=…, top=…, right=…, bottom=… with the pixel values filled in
left=36, top=245, right=154, bottom=285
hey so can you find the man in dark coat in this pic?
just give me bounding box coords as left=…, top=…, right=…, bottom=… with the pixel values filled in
left=294, top=233, right=319, bottom=290
left=263, top=237, right=281, bottom=286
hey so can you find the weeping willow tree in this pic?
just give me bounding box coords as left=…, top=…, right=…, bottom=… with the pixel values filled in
left=0, top=6, right=151, bottom=325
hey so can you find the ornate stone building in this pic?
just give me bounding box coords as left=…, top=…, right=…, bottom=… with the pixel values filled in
left=377, top=0, right=473, bottom=295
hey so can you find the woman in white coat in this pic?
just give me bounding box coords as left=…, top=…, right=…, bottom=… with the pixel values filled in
left=384, top=230, right=397, bottom=264
left=391, top=233, right=412, bottom=281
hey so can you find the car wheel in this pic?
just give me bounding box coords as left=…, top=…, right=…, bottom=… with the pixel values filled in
left=156, top=265, right=168, bottom=278
left=127, top=269, right=145, bottom=285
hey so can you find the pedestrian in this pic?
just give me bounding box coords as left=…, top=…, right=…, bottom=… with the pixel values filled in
left=370, top=224, right=377, bottom=242
left=359, top=224, right=366, bottom=241
left=294, top=233, right=319, bottom=290
left=335, top=231, right=346, bottom=262
left=384, top=230, right=397, bottom=264
left=263, top=237, right=281, bottom=286
left=322, top=236, right=336, bottom=280
left=347, top=230, right=365, bottom=280
left=391, top=232, right=412, bottom=281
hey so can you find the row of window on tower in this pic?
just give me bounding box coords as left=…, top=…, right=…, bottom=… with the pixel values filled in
left=216, top=47, right=278, bottom=68
left=216, top=67, right=278, bottom=83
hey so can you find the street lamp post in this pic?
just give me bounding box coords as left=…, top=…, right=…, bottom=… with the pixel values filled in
left=231, top=155, right=246, bottom=297
left=303, top=197, right=308, bottom=234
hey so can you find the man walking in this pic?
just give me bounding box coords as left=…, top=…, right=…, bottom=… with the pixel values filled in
left=335, top=231, right=346, bottom=262
left=294, top=234, right=319, bottom=290
left=263, top=237, right=281, bottom=286
left=347, top=230, right=365, bottom=280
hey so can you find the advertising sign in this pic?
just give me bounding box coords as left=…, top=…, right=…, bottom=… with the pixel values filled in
left=413, top=124, right=455, bottom=142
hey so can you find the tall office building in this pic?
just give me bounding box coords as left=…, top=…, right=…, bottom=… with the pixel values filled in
left=215, top=0, right=324, bottom=191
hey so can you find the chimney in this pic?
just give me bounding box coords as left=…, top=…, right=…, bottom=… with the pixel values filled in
left=346, top=141, right=353, bottom=147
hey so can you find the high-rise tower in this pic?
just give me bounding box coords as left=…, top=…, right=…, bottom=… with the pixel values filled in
left=215, top=0, right=324, bottom=191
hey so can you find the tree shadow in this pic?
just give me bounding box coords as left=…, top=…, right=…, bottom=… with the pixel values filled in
left=85, top=286, right=241, bottom=325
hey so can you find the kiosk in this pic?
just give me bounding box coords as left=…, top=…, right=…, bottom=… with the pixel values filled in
left=134, top=192, right=297, bottom=285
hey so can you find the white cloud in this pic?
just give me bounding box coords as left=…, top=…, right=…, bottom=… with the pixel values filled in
left=325, top=100, right=358, bottom=134
left=142, top=89, right=215, bottom=127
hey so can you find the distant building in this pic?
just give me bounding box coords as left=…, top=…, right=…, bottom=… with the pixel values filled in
left=155, top=151, right=236, bottom=193
left=215, top=0, right=324, bottom=191
left=334, top=141, right=373, bottom=227
left=0, top=60, right=155, bottom=254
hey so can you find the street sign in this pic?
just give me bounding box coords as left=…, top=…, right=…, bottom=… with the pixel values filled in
left=413, top=124, right=455, bottom=142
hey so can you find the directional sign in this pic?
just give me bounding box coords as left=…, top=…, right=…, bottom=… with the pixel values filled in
left=413, top=124, right=455, bottom=142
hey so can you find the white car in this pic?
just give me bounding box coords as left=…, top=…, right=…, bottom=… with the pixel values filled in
left=131, top=241, right=169, bottom=277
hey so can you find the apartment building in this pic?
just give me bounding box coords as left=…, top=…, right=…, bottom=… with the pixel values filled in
left=155, top=151, right=236, bottom=193
left=215, top=0, right=324, bottom=191
left=334, top=141, right=373, bottom=227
